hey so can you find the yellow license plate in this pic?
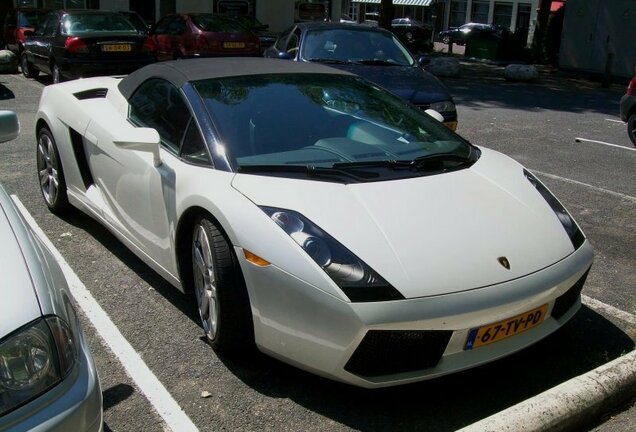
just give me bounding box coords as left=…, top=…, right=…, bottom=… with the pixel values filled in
left=465, top=304, right=548, bottom=350
left=102, top=44, right=132, bottom=52
left=223, top=42, right=245, bottom=49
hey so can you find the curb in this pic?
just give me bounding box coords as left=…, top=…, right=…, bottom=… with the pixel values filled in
left=457, top=349, right=636, bottom=432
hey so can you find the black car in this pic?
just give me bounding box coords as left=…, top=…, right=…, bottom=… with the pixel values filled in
left=264, top=22, right=457, bottom=129
left=391, top=18, right=432, bottom=53
left=619, top=75, right=636, bottom=146
left=21, top=10, right=156, bottom=83
left=438, top=22, right=500, bottom=45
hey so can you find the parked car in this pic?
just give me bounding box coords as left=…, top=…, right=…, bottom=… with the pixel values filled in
left=619, top=74, right=636, bottom=146
left=2, top=7, right=49, bottom=55
left=34, top=58, right=593, bottom=388
left=391, top=17, right=432, bottom=53
left=21, top=10, right=157, bottom=83
left=0, top=110, right=103, bottom=431
left=150, top=13, right=260, bottom=60
left=264, top=22, right=457, bottom=129
left=438, top=22, right=502, bottom=45
left=229, top=15, right=276, bottom=53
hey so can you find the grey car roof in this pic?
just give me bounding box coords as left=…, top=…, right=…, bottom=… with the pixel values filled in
left=118, top=57, right=354, bottom=100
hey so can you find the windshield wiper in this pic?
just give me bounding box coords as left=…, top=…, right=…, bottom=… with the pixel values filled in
left=306, top=58, right=356, bottom=65
left=410, top=153, right=473, bottom=171
left=237, top=164, right=379, bottom=182
left=356, top=59, right=402, bottom=66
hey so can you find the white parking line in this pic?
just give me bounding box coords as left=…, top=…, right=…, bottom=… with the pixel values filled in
left=575, top=137, right=636, bottom=152
left=605, top=119, right=625, bottom=124
left=582, top=295, right=636, bottom=326
left=11, top=196, right=199, bottom=432
left=533, top=170, right=636, bottom=204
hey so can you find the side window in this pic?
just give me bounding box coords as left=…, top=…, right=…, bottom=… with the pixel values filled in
left=36, top=14, right=56, bottom=36
left=167, top=17, right=186, bottom=35
left=285, top=29, right=301, bottom=56
left=42, top=14, right=59, bottom=37
left=181, top=119, right=210, bottom=166
left=129, top=79, right=191, bottom=155
left=274, top=26, right=293, bottom=51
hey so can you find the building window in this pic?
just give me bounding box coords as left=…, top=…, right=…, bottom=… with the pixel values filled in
left=516, top=3, right=532, bottom=31
left=493, top=2, right=513, bottom=29
left=471, top=1, right=489, bottom=24
left=449, top=0, right=467, bottom=28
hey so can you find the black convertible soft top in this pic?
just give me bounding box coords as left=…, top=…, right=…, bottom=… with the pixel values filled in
left=118, top=57, right=353, bottom=100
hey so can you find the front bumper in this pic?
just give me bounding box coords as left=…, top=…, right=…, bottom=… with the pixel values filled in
left=238, top=241, right=594, bottom=388
left=0, top=331, right=103, bottom=432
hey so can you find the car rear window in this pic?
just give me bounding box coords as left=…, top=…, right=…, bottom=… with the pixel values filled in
left=191, top=14, right=244, bottom=33
left=17, top=11, right=48, bottom=27
left=61, top=13, right=138, bottom=35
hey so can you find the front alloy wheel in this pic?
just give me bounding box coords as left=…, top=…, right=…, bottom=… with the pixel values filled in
left=190, top=216, right=254, bottom=355
left=37, top=127, right=69, bottom=214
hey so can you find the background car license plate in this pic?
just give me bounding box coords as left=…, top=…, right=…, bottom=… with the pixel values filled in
left=465, top=304, right=548, bottom=350
left=102, top=44, right=132, bottom=52
left=223, top=42, right=245, bottom=49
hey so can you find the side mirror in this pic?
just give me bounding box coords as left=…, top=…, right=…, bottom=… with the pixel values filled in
left=424, top=109, right=444, bottom=123
left=24, top=30, right=34, bottom=37
left=277, top=51, right=292, bottom=60
left=417, top=55, right=430, bottom=66
left=113, top=127, right=162, bottom=167
left=0, top=111, right=20, bottom=143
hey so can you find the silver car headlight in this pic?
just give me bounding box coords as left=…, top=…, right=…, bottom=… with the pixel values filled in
left=0, top=316, right=78, bottom=416
left=261, top=207, right=404, bottom=302
left=524, top=169, right=585, bottom=249
left=429, top=100, right=456, bottom=113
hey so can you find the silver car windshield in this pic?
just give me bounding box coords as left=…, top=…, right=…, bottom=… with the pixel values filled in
left=194, top=74, right=472, bottom=175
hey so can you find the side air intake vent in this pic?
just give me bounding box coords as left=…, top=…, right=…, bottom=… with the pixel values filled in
left=73, top=88, right=108, bottom=100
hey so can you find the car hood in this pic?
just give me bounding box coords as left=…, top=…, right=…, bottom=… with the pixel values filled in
left=324, top=63, right=451, bottom=104
left=231, top=148, right=575, bottom=299
left=0, top=202, right=42, bottom=338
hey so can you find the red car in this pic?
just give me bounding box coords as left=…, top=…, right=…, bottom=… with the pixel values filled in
left=151, top=13, right=260, bottom=61
left=2, top=8, right=49, bottom=55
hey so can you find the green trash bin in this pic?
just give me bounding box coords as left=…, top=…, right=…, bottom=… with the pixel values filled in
left=465, top=35, right=501, bottom=60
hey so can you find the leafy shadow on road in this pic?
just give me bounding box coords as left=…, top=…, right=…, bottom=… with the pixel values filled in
left=218, top=307, right=634, bottom=431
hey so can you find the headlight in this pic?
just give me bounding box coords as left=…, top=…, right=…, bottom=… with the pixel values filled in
left=0, top=316, right=78, bottom=416
left=262, top=207, right=404, bottom=302
left=429, top=101, right=456, bottom=113
left=524, top=169, right=585, bottom=249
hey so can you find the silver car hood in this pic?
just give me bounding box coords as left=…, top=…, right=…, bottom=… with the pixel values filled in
left=0, top=198, right=42, bottom=339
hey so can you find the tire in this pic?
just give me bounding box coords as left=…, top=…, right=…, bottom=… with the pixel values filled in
left=36, top=127, right=69, bottom=214
left=21, top=53, right=39, bottom=78
left=191, top=216, right=254, bottom=355
left=52, top=62, right=63, bottom=84
left=628, top=112, right=636, bottom=147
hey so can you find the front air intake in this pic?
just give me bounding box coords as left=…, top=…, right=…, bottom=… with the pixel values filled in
left=345, top=330, right=452, bottom=377
left=551, top=268, right=591, bottom=320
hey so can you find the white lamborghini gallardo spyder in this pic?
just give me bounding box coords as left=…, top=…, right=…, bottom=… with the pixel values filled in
left=35, top=58, right=594, bottom=388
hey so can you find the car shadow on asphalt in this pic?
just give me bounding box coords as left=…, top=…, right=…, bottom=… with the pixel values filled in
left=216, top=306, right=634, bottom=431
left=0, top=82, right=15, bottom=99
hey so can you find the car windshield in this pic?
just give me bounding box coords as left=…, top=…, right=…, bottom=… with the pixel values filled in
left=192, top=14, right=244, bottom=33
left=17, top=11, right=47, bottom=27
left=301, top=28, right=414, bottom=66
left=194, top=74, right=473, bottom=179
left=61, top=13, right=138, bottom=35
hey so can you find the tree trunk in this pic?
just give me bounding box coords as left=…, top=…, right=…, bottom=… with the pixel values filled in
left=532, top=0, right=553, bottom=62
left=379, top=0, right=394, bottom=30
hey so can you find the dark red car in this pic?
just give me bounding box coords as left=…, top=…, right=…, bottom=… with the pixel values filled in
left=151, top=13, right=260, bottom=61
left=2, top=8, right=49, bottom=55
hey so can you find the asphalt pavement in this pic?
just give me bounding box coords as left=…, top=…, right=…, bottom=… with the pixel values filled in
left=0, top=61, right=634, bottom=432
